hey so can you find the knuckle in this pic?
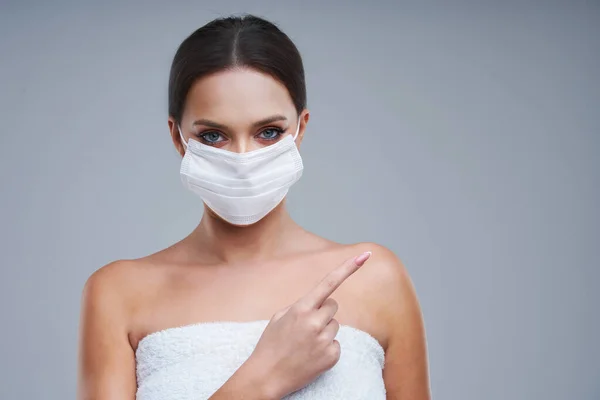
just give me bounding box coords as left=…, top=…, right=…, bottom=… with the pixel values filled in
left=327, top=341, right=341, bottom=362
left=316, top=331, right=329, bottom=345
left=306, top=317, right=322, bottom=333
left=327, top=298, right=339, bottom=311
left=330, top=318, right=340, bottom=331
left=324, top=277, right=337, bottom=291
left=291, top=302, right=311, bottom=315
left=323, top=297, right=336, bottom=306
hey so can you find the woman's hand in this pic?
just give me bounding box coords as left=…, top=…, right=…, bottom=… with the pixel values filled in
left=244, top=251, right=372, bottom=399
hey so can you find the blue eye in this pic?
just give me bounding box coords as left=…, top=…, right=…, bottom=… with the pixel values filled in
left=199, top=131, right=225, bottom=144
left=257, top=128, right=283, bottom=141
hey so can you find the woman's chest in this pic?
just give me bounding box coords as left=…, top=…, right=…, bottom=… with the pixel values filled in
left=131, top=256, right=387, bottom=350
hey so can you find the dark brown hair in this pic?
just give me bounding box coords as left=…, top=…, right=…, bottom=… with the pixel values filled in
left=168, top=14, right=306, bottom=124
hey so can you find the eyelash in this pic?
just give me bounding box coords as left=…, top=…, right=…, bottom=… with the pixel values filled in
left=197, top=132, right=225, bottom=145
left=257, top=127, right=284, bottom=141
left=197, top=127, right=285, bottom=146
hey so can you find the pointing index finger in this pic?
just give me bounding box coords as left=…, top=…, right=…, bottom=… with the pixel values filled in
left=299, top=251, right=372, bottom=309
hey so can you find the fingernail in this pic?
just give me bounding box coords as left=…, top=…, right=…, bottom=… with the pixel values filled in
left=354, top=251, right=372, bottom=266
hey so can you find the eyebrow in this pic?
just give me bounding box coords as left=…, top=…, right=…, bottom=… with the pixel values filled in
left=192, top=114, right=288, bottom=130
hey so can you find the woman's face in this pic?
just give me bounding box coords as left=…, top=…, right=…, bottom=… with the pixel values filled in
left=170, top=68, right=308, bottom=155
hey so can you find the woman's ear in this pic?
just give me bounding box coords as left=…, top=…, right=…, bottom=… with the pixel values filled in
left=295, top=109, right=310, bottom=148
left=168, top=117, right=186, bottom=157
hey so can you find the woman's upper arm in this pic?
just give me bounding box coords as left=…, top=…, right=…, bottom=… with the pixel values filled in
left=368, top=245, right=431, bottom=400
left=77, top=262, right=137, bottom=400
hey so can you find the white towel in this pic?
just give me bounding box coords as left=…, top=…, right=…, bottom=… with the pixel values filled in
left=135, top=320, right=385, bottom=399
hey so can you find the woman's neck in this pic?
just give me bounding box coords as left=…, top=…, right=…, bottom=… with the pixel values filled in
left=189, top=201, right=304, bottom=264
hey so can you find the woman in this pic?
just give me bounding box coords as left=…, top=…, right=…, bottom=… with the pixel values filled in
left=77, top=14, right=430, bottom=400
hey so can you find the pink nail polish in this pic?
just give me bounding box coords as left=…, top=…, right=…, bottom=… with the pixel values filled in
left=354, top=251, right=372, bottom=266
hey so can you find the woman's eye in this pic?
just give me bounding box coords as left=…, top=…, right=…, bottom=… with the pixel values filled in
left=257, top=128, right=283, bottom=141
left=199, top=132, right=225, bottom=144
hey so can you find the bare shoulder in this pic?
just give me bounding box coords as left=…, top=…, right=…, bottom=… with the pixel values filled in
left=83, top=259, right=137, bottom=292
left=333, top=242, right=412, bottom=300
left=352, top=242, right=415, bottom=310
left=80, top=257, right=163, bottom=334
left=77, top=258, right=158, bottom=398
left=341, top=243, right=429, bottom=397
left=328, top=242, right=422, bottom=347
left=82, top=259, right=143, bottom=305
left=352, top=242, right=408, bottom=285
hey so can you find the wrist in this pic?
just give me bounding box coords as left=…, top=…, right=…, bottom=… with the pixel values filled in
left=236, top=356, right=281, bottom=400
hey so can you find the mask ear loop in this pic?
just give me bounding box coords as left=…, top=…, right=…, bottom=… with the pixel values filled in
left=178, top=126, right=188, bottom=149
left=292, top=119, right=301, bottom=141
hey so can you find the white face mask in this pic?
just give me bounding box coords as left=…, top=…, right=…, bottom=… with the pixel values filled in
left=178, top=120, right=303, bottom=225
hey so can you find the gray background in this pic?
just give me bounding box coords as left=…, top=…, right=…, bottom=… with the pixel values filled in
left=0, top=0, right=598, bottom=399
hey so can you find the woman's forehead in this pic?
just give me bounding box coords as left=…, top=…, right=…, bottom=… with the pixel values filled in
left=183, top=68, right=295, bottom=125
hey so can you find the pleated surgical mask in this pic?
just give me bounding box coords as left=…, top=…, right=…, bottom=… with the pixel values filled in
left=178, top=120, right=303, bottom=225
